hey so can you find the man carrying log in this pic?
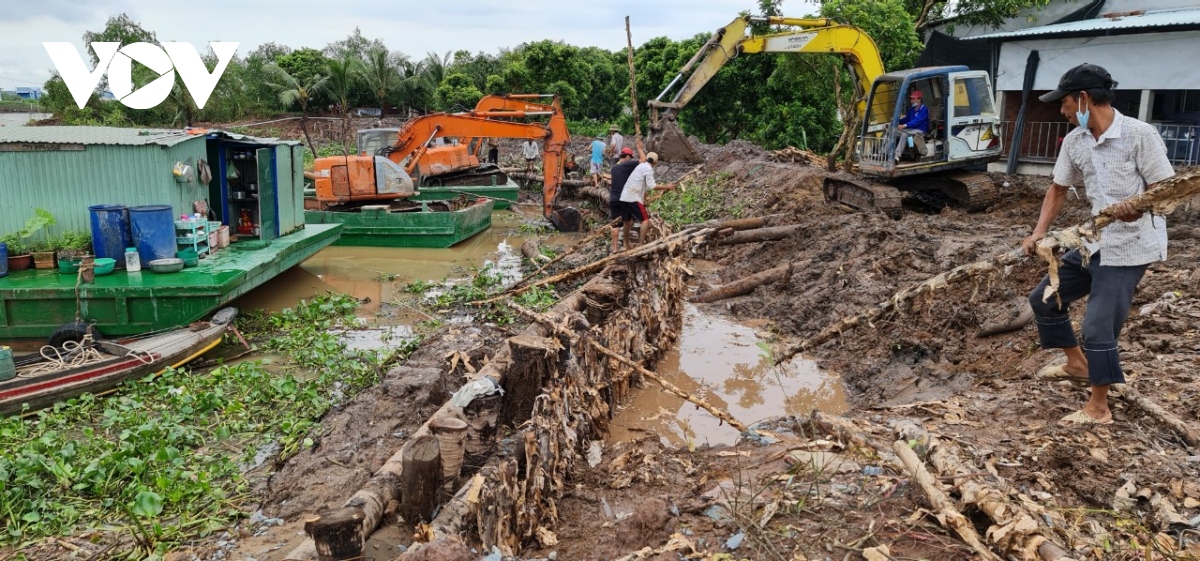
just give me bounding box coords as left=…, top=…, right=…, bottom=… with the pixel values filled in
left=609, top=146, right=639, bottom=253
left=1020, top=63, right=1175, bottom=425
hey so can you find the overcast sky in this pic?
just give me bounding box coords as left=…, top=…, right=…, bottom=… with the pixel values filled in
left=0, top=0, right=822, bottom=91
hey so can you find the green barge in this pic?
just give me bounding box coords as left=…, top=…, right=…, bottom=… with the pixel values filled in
left=304, top=198, right=493, bottom=248
left=1, top=126, right=342, bottom=340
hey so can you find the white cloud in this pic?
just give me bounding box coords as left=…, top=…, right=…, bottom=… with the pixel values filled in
left=0, top=0, right=821, bottom=90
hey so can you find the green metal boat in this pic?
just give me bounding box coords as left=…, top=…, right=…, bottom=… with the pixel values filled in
left=0, top=224, right=341, bottom=340
left=304, top=198, right=493, bottom=248
left=407, top=180, right=519, bottom=210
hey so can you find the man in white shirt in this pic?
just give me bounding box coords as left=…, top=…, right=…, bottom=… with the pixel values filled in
left=1021, top=63, right=1175, bottom=426
left=617, top=149, right=674, bottom=248
left=522, top=139, right=540, bottom=175
left=606, top=125, right=624, bottom=162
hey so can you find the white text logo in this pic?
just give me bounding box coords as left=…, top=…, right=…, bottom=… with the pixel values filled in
left=43, top=42, right=239, bottom=110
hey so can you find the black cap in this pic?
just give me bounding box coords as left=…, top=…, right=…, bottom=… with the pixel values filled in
left=1039, top=63, right=1117, bottom=102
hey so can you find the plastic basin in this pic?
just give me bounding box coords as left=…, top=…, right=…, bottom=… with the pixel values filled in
left=93, top=258, right=116, bottom=276
left=148, top=258, right=185, bottom=273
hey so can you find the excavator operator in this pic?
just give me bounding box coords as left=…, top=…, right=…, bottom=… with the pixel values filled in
left=894, top=90, right=929, bottom=163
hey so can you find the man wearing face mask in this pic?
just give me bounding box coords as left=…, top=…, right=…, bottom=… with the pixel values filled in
left=1021, top=63, right=1174, bottom=425
left=894, top=90, right=929, bottom=163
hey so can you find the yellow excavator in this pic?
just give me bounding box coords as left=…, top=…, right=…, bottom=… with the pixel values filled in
left=648, top=15, right=1003, bottom=216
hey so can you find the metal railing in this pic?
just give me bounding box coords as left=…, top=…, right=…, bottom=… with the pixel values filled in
left=857, top=134, right=893, bottom=166
left=999, top=120, right=1200, bottom=167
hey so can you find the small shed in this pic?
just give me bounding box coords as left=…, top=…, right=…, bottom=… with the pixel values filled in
left=0, top=126, right=306, bottom=242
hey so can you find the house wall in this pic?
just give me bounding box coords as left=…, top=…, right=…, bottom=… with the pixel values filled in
left=0, top=138, right=211, bottom=237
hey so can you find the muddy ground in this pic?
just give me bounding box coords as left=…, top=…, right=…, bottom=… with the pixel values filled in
left=160, top=130, right=1200, bottom=561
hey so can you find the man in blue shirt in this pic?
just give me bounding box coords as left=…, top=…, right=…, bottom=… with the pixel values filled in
left=894, top=90, right=930, bottom=163
left=590, top=135, right=607, bottom=187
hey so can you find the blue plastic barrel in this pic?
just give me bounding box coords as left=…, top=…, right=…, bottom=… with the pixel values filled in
left=129, top=205, right=177, bottom=264
left=0, top=242, right=8, bottom=277
left=89, top=204, right=133, bottom=268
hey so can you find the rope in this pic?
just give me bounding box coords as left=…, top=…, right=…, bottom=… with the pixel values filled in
left=21, top=335, right=106, bottom=377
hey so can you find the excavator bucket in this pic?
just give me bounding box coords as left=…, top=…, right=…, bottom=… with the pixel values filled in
left=647, top=117, right=704, bottom=164
left=547, top=206, right=581, bottom=232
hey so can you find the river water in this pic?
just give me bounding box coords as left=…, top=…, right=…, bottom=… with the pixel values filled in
left=0, top=112, right=51, bottom=127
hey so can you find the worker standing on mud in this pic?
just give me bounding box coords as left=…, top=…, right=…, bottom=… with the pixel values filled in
left=894, top=90, right=929, bottom=163
left=606, top=125, right=624, bottom=162
left=590, top=134, right=607, bottom=188
left=1021, top=63, right=1174, bottom=425
left=522, top=139, right=539, bottom=175
left=619, top=145, right=675, bottom=248
left=608, top=146, right=638, bottom=253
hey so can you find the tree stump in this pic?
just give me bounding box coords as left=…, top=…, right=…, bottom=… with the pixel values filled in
left=430, top=417, right=470, bottom=479
left=398, top=435, right=442, bottom=524
left=303, top=506, right=365, bottom=561
left=499, top=334, right=558, bottom=428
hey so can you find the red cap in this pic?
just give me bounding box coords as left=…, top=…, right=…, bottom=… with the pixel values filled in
left=620, top=147, right=634, bottom=156
left=910, top=90, right=923, bottom=99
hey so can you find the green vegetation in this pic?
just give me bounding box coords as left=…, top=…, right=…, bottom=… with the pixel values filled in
left=0, top=294, right=419, bottom=558
left=652, top=171, right=745, bottom=228
left=403, top=265, right=558, bottom=326
left=41, top=0, right=1051, bottom=152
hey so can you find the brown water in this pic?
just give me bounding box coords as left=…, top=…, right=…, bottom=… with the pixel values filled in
left=234, top=211, right=574, bottom=323
left=609, top=303, right=849, bottom=448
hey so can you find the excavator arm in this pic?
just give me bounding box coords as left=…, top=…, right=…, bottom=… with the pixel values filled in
left=383, top=98, right=574, bottom=229
left=647, top=15, right=885, bottom=162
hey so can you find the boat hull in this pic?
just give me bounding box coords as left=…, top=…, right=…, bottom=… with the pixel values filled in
left=0, top=224, right=341, bottom=340
left=304, top=199, right=494, bottom=248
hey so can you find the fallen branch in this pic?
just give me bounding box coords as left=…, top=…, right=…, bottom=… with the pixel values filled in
left=893, top=421, right=1074, bottom=560
left=508, top=302, right=747, bottom=432
left=684, top=213, right=790, bottom=232
left=891, top=440, right=1002, bottom=561
left=715, top=224, right=802, bottom=246
left=777, top=168, right=1200, bottom=364
left=473, top=226, right=712, bottom=305
left=1113, top=384, right=1199, bottom=446
left=692, top=262, right=797, bottom=304
left=510, top=219, right=619, bottom=290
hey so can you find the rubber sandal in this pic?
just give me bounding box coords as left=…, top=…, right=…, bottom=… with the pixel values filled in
left=1059, top=409, right=1113, bottom=425
left=1038, top=364, right=1089, bottom=384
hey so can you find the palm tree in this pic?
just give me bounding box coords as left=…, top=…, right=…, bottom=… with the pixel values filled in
left=324, top=55, right=364, bottom=154
left=363, top=47, right=404, bottom=116
left=264, top=63, right=329, bottom=159
left=412, top=51, right=453, bottom=113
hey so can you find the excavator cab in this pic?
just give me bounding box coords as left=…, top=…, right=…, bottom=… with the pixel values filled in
left=357, top=128, right=400, bottom=157
left=857, top=66, right=1002, bottom=180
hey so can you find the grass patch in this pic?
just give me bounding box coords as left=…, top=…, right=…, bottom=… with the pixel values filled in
left=651, top=171, right=745, bottom=229
left=0, top=294, right=418, bottom=558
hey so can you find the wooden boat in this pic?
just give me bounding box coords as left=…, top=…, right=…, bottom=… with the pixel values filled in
left=0, top=308, right=235, bottom=416
left=304, top=197, right=494, bottom=248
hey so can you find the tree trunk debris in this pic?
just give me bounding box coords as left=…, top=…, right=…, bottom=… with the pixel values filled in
left=398, top=435, right=441, bottom=525
left=777, top=168, right=1200, bottom=364
left=714, top=223, right=802, bottom=246
left=1113, top=384, right=1200, bottom=446
left=692, top=261, right=799, bottom=304
left=303, top=506, right=365, bottom=561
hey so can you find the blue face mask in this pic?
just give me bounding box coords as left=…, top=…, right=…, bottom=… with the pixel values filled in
left=1075, top=95, right=1090, bottom=130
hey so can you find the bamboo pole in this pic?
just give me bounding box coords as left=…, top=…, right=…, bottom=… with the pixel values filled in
left=508, top=302, right=747, bottom=432
left=625, top=16, right=642, bottom=143
left=776, top=168, right=1200, bottom=364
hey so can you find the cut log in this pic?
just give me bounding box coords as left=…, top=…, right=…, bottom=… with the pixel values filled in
left=891, top=441, right=1002, bottom=561
left=303, top=506, right=365, bottom=561
left=692, top=262, right=797, bottom=304
left=520, top=240, right=546, bottom=263
left=684, top=213, right=789, bottom=232
left=1113, top=384, right=1199, bottom=446
left=776, top=167, right=1200, bottom=364
left=500, top=335, right=558, bottom=428
left=398, top=435, right=442, bottom=525
left=510, top=219, right=619, bottom=290
left=715, top=223, right=802, bottom=246
left=508, top=302, right=747, bottom=432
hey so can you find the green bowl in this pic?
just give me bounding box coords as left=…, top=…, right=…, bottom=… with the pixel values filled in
left=93, top=258, right=116, bottom=276
left=58, top=258, right=82, bottom=274
left=176, top=249, right=200, bottom=268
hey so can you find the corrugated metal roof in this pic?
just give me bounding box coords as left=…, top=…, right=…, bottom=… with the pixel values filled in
left=0, top=126, right=201, bottom=147
left=968, top=7, right=1200, bottom=40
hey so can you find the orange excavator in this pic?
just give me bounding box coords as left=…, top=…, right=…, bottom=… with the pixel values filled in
left=312, top=94, right=579, bottom=231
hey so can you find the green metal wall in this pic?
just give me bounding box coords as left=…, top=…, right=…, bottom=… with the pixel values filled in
left=0, top=138, right=210, bottom=237
left=275, top=144, right=298, bottom=235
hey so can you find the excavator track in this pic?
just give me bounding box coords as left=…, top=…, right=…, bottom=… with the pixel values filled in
left=937, top=170, right=998, bottom=212
left=822, top=174, right=904, bottom=219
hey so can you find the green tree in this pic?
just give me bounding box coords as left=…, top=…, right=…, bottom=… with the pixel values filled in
left=820, top=0, right=923, bottom=71
left=276, top=48, right=329, bottom=90
left=362, top=47, right=405, bottom=114
left=324, top=28, right=386, bottom=64
left=899, top=0, right=1058, bottom=30
left=434, top=73, right=483, bottom=111
left=264, top=63, right=329, bottom=158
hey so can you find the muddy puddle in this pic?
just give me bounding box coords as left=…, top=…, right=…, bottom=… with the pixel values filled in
left=609, top=302, right=849, bottom=448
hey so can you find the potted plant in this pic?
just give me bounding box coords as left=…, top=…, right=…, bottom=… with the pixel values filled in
left=55, top=230, right=92, bottom=261
left=1, top=234, right=32, bottom=271
left=14, top=209, right=56, bottom=270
